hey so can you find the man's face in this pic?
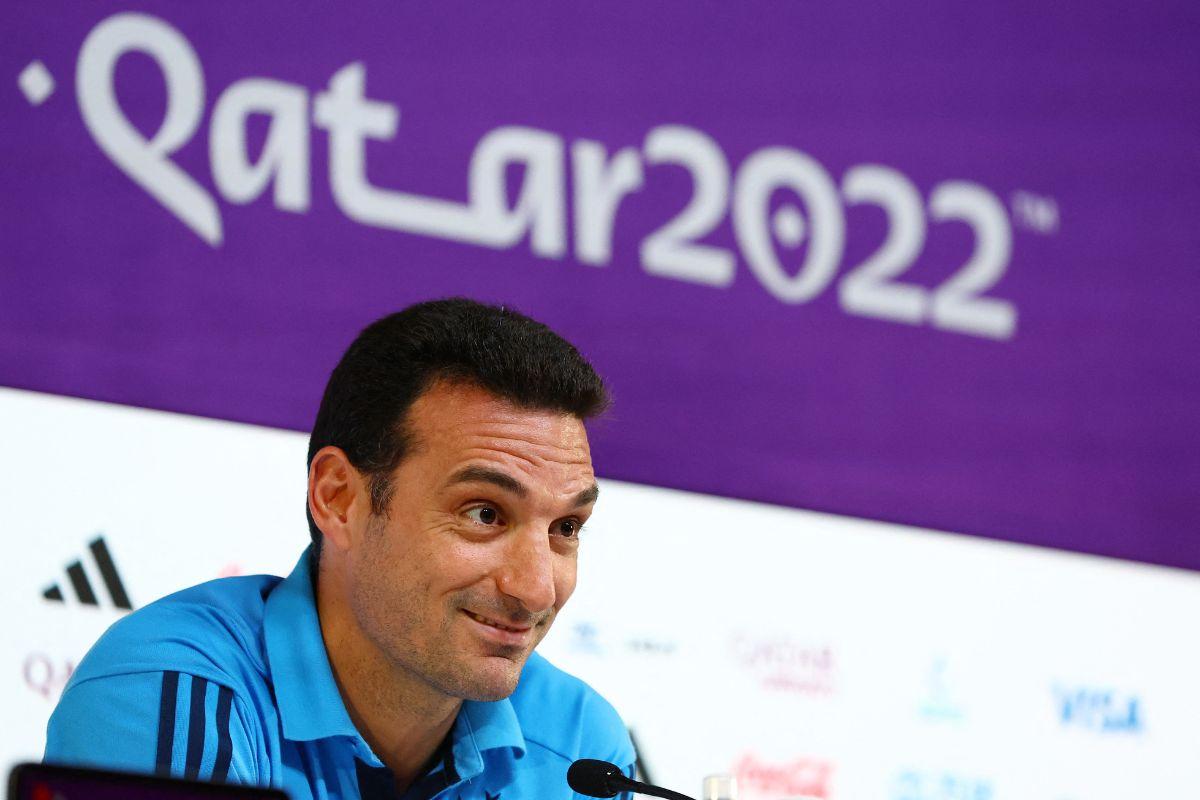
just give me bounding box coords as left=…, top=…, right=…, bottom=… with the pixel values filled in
left=345, top=380, right=597, bottom=702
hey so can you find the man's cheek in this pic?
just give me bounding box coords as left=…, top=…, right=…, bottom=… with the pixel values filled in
left=554, top=563, right=578, bottom=609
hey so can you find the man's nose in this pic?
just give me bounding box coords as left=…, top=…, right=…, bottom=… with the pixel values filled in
left=495, top=526, right=557, bottom=614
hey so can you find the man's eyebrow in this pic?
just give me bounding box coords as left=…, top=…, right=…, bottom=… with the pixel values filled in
left=446, top=466, right=529, bottom=497
left=572, top=483, right=600, bottom=508
left=445, top=467, right=599, bottom=509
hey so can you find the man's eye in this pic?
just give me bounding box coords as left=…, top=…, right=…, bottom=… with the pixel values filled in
left=555, top=519, right=582, bottom=538
left=465, top=506, right=502, bottom=526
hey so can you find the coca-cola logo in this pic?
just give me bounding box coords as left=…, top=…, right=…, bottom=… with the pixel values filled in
left=732, top=634, right=835, bottom=694
left=733, top=753, right=833, bottom=799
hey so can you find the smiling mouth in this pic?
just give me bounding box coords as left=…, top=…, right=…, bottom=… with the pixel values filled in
left=463, top=610, right=533, bottom=633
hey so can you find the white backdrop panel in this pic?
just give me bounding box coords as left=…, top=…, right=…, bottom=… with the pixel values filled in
left=1, top=388, right=1195, bottom=800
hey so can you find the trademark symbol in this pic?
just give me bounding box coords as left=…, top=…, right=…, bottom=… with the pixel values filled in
left=1011, top=190, right=1059, bottom=234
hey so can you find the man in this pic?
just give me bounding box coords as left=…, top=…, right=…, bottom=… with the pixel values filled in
left=45, top=299, right=634, bottom=799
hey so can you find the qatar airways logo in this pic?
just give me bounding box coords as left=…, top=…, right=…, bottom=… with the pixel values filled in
left=26, top=11, right=1064, bottom=341
left=731, top=634, right=835, bottom=695
left=23, top=652, right=76, bottom=702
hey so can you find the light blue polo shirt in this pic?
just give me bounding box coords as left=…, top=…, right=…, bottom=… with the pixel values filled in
left=45, top=549, right=635, bottom=799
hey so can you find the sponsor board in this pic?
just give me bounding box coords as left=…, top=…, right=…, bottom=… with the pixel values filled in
left=3, top=5, right=1197, bottom=575
left=2, top=388, right=1200, bottom=799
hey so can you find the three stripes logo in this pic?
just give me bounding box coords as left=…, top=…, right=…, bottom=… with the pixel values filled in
left=42, top=535, right=133, bottom=611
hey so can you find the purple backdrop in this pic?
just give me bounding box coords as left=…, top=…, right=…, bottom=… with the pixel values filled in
left=2, top=2, right=1198, bottom=569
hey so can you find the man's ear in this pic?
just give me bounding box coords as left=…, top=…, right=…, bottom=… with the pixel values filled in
left=308, top=446, right=367, bottom=554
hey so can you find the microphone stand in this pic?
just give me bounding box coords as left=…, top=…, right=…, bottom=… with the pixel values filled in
left=612, top=775, right=697, bottom=800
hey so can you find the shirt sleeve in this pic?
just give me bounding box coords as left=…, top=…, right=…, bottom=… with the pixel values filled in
left=44, top=671, right=260, bottom=785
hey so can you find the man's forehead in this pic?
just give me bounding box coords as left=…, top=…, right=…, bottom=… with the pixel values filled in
left=406, top=381, right=593, bottom=466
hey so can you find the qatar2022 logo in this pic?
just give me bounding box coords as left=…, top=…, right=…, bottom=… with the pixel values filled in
left=17, top=11, right=1062, bottom=343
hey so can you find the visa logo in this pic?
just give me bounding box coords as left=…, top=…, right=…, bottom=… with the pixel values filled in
left=1054, top=685, right=1142, bottom=733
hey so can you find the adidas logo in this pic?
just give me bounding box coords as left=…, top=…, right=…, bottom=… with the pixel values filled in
left=42, top=536, right=133, bottom=611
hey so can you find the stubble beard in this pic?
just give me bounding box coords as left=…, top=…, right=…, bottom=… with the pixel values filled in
left=350, top=529, right=550, bottom=703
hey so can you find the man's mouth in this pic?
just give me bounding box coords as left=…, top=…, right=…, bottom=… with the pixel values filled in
left=462, top=609, right=533, bottom=633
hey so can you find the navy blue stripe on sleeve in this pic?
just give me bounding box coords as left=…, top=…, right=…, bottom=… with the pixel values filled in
left=184, top=676, right=209, bottom=780
left=155, top=672, right=180, bottom=776
left=212, top=685, right=234, bottom=783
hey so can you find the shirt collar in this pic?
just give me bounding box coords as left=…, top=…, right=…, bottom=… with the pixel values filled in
left=263, top=548, right=527, bottom=764
left=453, top=693, right=526, bottom=779
left=263, top=548, right=359, bottom=741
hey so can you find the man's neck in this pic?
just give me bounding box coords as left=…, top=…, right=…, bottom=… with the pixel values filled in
left=316, top=575, right=461, bottom=791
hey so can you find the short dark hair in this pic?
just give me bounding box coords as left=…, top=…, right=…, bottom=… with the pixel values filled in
left=306, top=298, right=609, bottom=557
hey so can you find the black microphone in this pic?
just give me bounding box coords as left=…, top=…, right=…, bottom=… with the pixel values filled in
left=567, top=759, right=697, bottom=800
